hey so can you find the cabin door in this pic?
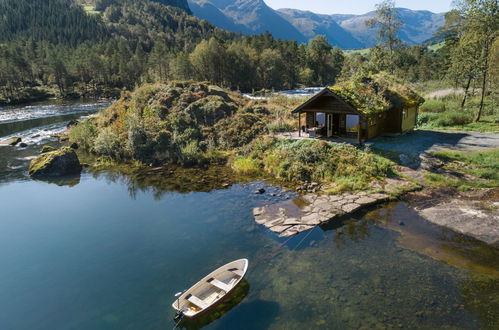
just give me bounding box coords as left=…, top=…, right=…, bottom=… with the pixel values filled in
left=326, top=114, right=333, bottom=137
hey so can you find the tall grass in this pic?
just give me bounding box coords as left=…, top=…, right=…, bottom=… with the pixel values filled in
left=232, top=156, right=261, bottom=175
left=238, top=137, right=394, bottom=193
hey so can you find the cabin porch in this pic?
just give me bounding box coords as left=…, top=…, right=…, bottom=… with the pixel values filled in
left=296, top=110, right=366, bottom=143
left=275, top=130, right=360, bottom=145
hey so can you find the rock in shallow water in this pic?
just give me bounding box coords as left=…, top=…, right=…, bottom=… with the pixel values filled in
left=29, top=147, right=82, bottom=178
left=2, top=136, right=21, bottom=146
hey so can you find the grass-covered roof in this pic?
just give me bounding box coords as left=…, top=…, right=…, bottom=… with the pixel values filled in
left=329, top=73, right=425, bottom=117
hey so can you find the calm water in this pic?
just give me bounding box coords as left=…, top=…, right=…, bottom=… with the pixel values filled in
left=0, top=102, right=498, bottom=330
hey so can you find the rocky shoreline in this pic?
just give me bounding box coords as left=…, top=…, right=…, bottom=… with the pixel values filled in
left=253, top=191, right=392, bottom=237
left=252, top=151, right=499, bottom=249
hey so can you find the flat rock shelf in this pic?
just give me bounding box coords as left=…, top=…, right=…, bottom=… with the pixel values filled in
left=253, top=192, right=391, bottom=237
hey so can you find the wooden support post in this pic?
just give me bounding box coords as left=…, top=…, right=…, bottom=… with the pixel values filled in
left=298, top=112, right=301, bottom=137
left=358, top=119, right=362, bottom=144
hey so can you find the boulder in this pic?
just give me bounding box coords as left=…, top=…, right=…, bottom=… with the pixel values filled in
left=19, top=142, right=28, bottom=148
left=2, top=136, right=21, bottom=146
left=66, top=120, right=79, bottom=128
left=40, top=145, right=56, bottom=153
left=29, top=147, right=82, bottom=178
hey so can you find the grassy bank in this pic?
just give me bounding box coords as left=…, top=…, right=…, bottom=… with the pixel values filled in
left=232, top=137, right=395, bottom=194
left=424, top=149, right=499, bottom=190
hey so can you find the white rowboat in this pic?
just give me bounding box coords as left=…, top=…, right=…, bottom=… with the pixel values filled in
left=172, top=258, right=248, bottom=319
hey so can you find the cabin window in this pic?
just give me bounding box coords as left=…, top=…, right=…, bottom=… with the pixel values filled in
left=368, top=118, right=376, bottom=127
left=402, top=110, right=408, bottom=119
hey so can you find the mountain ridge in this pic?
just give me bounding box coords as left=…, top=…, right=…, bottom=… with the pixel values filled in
left=188, top=0, right=446, bottom=49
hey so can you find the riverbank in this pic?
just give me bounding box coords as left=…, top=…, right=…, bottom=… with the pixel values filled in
left=0, top=85, right=119, bottom=107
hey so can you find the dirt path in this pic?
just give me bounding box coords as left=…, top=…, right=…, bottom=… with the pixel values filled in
left=425, top=88, right=464, bottom=99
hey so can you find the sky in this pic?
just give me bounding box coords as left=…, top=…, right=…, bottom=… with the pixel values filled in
left=264, top=0, right=453, bottom=15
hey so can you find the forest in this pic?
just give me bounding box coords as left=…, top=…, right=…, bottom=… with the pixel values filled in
left=0, top=0, right=497, bottom=128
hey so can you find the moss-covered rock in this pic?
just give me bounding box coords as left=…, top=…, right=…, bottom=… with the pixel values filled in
left=29, top=147, right=82, bottom=178
left=40, top=145, right=56, bottom=153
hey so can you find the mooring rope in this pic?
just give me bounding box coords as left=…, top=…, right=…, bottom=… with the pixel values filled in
left=249, top=231, right=299, bottom=266
left=292, top=225, right=318, bottom=251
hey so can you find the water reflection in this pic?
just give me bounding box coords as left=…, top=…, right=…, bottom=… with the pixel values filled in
left=88, top=164, right=255, bottom=199
left=32, top=173, right=81, bottom=187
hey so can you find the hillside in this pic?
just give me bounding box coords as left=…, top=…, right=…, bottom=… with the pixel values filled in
left=0, top=0, right=109, bottom=46
left=188, top=0, right=307, bottom=43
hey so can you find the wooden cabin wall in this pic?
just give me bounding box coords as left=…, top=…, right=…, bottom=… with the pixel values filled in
left=367, top=112, right=389, bottom=139
left=401, top=106, right=418, bottom=132
left=385, top=108, right=402, bottom=133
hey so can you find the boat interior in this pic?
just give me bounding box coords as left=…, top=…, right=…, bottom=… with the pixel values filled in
left=175, top=266, right=245, bottom=317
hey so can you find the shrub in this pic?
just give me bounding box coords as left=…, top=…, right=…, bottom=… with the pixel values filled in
left=69, top=119, right=98, bottom=150
left=94, top=127, right=122, bottom=159
left=179, top=141, right=204, bottom=166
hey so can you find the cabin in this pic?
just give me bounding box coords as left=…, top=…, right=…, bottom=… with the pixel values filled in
left=292, top=84, right=422, bottom=143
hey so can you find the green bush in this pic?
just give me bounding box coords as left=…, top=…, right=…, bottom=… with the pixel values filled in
left=420, top=99, right=446, bottom=113
left=94, top=127, right=122, bottom=159
left=179, top=141, right=204, bottom=166
left=69, top=119, right=98, bottom=150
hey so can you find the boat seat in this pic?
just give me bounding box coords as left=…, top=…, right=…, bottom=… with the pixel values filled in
left=186, top=294, right=209, bottom=309
left=207, top=278, right=231, bottom=292
left=228, top=268, right=243, bottom=277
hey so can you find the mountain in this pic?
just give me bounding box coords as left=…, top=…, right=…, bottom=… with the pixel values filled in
left=188, top=0, right=307, bottom=43
left=329, top=8, right=446, bottom=47
left=277, top=9, right=364, bottom=49
left=188, top=0, right=446, bottom=49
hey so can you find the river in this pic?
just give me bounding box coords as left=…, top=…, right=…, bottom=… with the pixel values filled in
left=0, top=101, right=498, bottom=330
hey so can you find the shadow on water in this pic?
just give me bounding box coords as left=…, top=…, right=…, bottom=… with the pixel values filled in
left=176, top=280, right=251, bottom=330
left=205, top=299, right=279, bottom=330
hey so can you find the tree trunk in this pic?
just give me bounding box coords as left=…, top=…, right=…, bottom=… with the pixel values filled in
left=461, top=76, right=472, bottom=108
left=476, top=46, right=489, bottom=123
left=476, top=70, right=487, bottom=122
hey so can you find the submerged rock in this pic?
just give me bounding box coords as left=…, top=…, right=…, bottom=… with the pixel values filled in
left=29, top=147, right=82, bottom=178
left=19, top=142, right=28, bottom=148
left=255, top=188, right=266, bottom=194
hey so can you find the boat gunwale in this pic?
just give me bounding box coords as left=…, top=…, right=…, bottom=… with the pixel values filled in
left=172, top=258, right=248, bottom=319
